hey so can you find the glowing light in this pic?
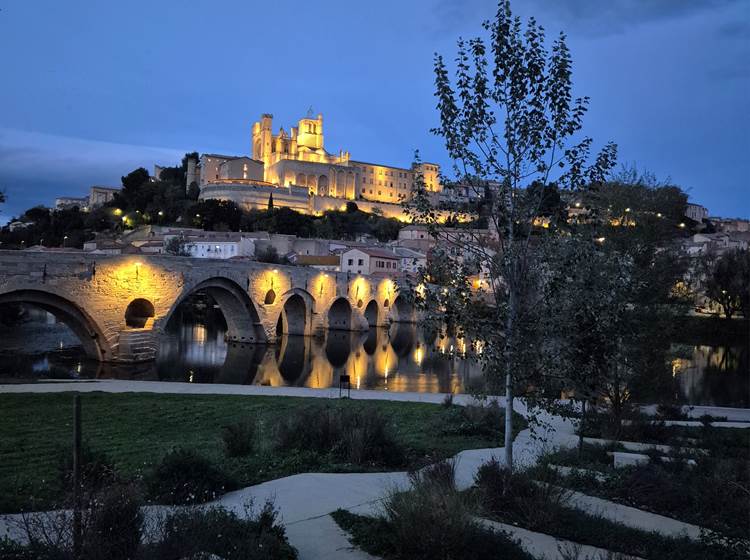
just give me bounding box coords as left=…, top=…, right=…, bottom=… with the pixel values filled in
left=158, top=211, right=164, bottom=216
left=656, top=213, right=663, bottom=218
left=678, top=222, right=686, bottom=228
left=113, top=208, right=123, bottom=216
left=595, top=237, right=606, bottom=243
left=625, top=207, right=631, bottom=213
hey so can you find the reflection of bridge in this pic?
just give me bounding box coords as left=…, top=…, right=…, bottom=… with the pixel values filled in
left=0, top=251, right=416, bottom=362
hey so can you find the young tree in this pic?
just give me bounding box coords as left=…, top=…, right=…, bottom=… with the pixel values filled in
left=406, top=0, right=616, bottom=470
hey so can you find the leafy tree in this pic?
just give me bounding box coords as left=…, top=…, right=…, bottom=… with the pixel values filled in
left=406, top=0, right=617, bottom=470
left=165, top=236, right=193, bottom=257
left=187, top=199, right=243, bottom=231
left=121, top=167, right=150, bottom=193
left=703, top=249, right=750, bottom=319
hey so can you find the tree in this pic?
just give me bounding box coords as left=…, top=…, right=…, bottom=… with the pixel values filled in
left=187, top=199, right=243, bottom=231
left=406, top=0, right=616, bottom=470
left=268, top=192, right=274, bottom=210
left=121, top=168, right=150, bottom=193
left=165, top=236, right=193, bottom=257
left=703, top=249, right=750, bottom=319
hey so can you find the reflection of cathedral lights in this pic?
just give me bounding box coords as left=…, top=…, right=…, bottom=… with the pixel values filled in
left=194, top=324, right=207, bottom=344
left=189, top=370, right=194, bottom=383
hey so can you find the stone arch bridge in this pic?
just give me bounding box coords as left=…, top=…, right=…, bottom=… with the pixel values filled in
left=0, top=251, right=417, bottom=362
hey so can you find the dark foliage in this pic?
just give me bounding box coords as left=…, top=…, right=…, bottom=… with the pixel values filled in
left=147, top=501, right=297, bottom=560
left=332, top=461, right=533, bottom=560
left=146, top=448, right=234, bottom=505
left=222, top=418, right=256, bottom=458
left=276, top=404, right=405, bottom=467
left=57, top=443, right=116, bottom=498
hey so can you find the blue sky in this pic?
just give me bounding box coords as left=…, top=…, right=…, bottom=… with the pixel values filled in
left=0, top=0, right=747, bottom=222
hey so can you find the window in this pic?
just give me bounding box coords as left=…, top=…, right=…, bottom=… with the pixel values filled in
left=358, top=259, right=364, bottom=266
left=348, top=258, right=353, bottom=265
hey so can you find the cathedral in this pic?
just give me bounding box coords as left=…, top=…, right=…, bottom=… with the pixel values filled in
left=192, top=111, right=442, bottom=220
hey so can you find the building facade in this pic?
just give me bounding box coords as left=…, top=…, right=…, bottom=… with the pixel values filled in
left=197, top=111, right=443, bottom=220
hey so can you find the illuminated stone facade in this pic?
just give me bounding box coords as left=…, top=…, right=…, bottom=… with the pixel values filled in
left=198, top=112, right=442, bottom=220
left=0, top=250, right=415, bottom=362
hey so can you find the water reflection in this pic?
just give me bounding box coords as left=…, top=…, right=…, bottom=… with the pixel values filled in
left=0, top=305, right=747, bottom=405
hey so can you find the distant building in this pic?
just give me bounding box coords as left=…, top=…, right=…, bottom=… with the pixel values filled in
left=88, top=186, right=120, bottom=208
left=55, top=196, right=89, bottom=210
left=54, top=186, right=120, bottom=212
left=341, top=247, right=400, bottom=276
left=685, top=203, right=708, bottom=222
left=392, top=247, right=427, bottom=275
left=292, top=254, right=340, bottom=271
left=193, top=111, right=444, bottom=221
left=709, top=217, right=750, bottom=233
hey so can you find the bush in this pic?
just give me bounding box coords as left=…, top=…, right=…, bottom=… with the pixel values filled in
left=222, top=418, right=256, bottom=457
left=57, top=442, right=116, bottom=497
left=475, top=458, right=570, bottom=530
left=146, top=448, right=234, bottom=505
left=147, top=501, right=297, bottom=560
left=333, top=461, right=533, bottom=559
left=276, top=404, right=404, bottom=466
left=82, top=483, right=143, bottom=560
left=436, top=401, right=508, bottom=441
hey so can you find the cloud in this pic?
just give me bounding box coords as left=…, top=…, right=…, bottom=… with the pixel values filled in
left=431, top=0, right=746, bottom=37
left=0, top=129, right=185, bottom=222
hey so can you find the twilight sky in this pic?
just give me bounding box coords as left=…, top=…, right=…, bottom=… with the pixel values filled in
left=0, top=0, right=748, bottom=222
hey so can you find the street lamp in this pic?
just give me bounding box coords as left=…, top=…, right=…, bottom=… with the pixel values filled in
left=63, top=235, right=69, bottom=247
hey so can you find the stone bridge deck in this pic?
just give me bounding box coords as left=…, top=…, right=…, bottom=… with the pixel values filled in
left=0, top=250, right=416, bottom=362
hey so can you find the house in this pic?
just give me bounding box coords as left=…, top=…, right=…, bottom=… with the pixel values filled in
left=392, top=247, right=427, bottom=275
left=341, top=247, right=400, bottom=275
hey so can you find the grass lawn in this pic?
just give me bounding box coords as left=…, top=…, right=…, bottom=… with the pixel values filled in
left=0, top=392, right=525, bottom=513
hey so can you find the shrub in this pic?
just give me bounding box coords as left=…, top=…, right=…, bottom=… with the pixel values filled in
left=146, top=448, right=234, bottom=505
left=276, top=404, right=404, bottom=466
left=475, top=458, right=570, bottom=530
left=57, top=442, right=116, bottom=497
left=334, top=461, right=533, bottom=559
left=147, top=501, right=297, bottom=560
left=437, top=401, right=507, bottom=441
left=222, top=418, right=256, bottom=457
left=82, top=483, right=143, bottom=560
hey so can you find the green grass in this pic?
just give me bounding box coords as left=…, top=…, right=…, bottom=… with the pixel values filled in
left=0, top=392, right=526, bottom=513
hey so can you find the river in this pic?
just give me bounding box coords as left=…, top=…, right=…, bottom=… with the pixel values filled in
left=0, top=306, right=746, bottom=407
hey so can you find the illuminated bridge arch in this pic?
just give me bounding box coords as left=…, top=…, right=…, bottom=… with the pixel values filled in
left=0, top=289, right=112, bottom=361
left=164, top=277, right=267, bottom=344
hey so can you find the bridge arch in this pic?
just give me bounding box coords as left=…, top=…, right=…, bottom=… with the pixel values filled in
left=364, top=299, right=379, bottom=327
left=125, top=298, right=155, bottom=328
left=327, top=297, right=352, bottom=331
left=164, top=277, right=267, bottom=343
left=391, top=294, right=416, bottom=323
left=278, top=289, right=314, bottom=336
left=0, top=289, right=111, bottom=361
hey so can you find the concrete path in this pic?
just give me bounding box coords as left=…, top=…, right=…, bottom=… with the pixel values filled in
left=476, top=517, right=644, bottom=560
left=563, top=488, right=704, bottom=540
left=286, top=515, right=379, bottom=560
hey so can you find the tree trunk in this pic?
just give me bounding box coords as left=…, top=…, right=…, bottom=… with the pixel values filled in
left=504, top=373, right=514, bottom=471
left=578, top=398, right=586, bottom=459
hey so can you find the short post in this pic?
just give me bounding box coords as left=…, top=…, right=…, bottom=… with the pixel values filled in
left=339, top=374, right=351, bottom=398
left=72, top=394, right=82, bottom=560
